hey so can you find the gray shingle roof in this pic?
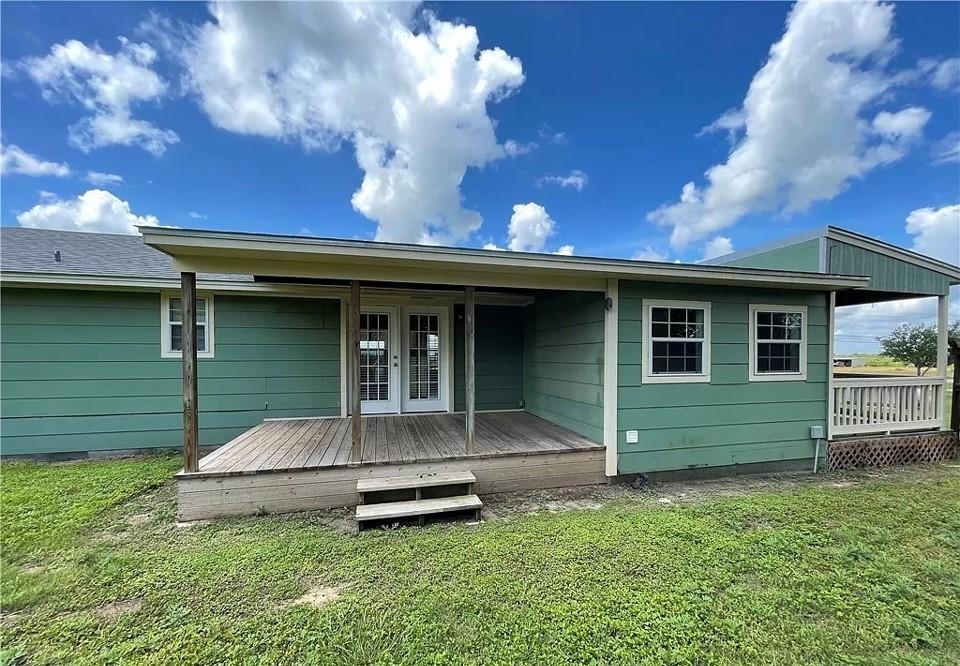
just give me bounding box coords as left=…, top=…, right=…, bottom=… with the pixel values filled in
left=0, top=227, right=250, bottom=282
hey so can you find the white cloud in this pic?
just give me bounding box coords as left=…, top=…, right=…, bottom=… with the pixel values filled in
left=632, top=246, right=668, bottom=262
left=919, top=56, right=960, bottom=91
left=16, top=189, right=159, bottom=234
left=188, top=211, right=207, bottom=220
left=173, top=3, right=523, bottom=245
left=0, top=143, right=70, bottom=177
left=508, top=202, right=556, bottom=252
left=21, top=38, right=179, bottom=156
left=835, top=293, right=959, bottom=354
left=504, top=139, right=537, bottom=157
left=482, top=242, right=504, bottom=251
left=905, top=204, right=959, bottom=265
left=538, top=127, right=567, bottom=145
left=702, top=235, right=734, bottom=261
left=932, top=131, right=960, bottom=165
left=554, top=244, right=575, bottom=256
left=871, top=107, right=930, bottom=139
left=648, top=1, right=932, bottom=249
left=85, top=171, right=123, bottom=186
left=37, top=190, right=58, bottom=201
left=537, top=169, right=588, bottom=191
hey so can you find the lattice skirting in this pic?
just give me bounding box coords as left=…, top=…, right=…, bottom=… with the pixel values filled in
left=827, top=431, right=959, bottom=471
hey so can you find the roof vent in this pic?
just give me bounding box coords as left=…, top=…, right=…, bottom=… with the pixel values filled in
left=54, top=250, right=62, bottom=263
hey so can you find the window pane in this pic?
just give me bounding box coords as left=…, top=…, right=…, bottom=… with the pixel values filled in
left=688, top=309, right=704, bottom=325
left=196, top=298, right=207, bottom=323
left=197, top=324, right=206, bottom=352
left=667, top=356, right=685, bottom=372
left=652, top=356, right=667, bottom=373
left=756, top=324, right=771, bottom=340
left=757, top=311, right=771, bottom=326
left=169, top=298, right=182, bottom=324
left=170, top=323, right=182, bottom=351
left=651, top=307, right=669, bottom=323
left=756, top=341, right=800, bottom=374
left=770, top=312, right=787, bottom=327
left=652, top=322, right=669, bottom=338
left=652, top=341, right=669, bottom=357
left=669, top=308, right=686, bottom=323
left=669, top=323, right=687, bottom=338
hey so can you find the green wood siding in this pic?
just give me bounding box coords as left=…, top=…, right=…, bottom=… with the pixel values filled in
left=617, top=282, right=828, bottom=474
left=826, top=240, right=951, bottom=296
left=722, top=238, right=821, bottom=272
left=453, top=304, right=524, bottom=411
left=522, top=292, right=604, bottom=443
left=1, top=288, right=341, bottom=454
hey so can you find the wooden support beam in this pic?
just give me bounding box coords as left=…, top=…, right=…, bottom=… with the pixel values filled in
left=350, top=280, right=362, bottom=462
left=181, top=272, right=199, bottom=473
left=465, top=286, right=476, bottom=455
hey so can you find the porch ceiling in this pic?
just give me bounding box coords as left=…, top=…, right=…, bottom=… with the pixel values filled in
left=140, top=226, right=869, bottom=293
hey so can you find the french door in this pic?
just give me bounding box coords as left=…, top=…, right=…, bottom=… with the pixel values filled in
left=401, top=307, right=450, bottom=413
left=359, top=307, right=400, bottom=414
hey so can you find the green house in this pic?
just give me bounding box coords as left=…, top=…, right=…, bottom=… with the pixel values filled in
left=2, top=226, right=956, bottom=520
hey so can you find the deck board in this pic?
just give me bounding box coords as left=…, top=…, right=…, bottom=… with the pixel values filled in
left=185, top=411, right=603, bottom=478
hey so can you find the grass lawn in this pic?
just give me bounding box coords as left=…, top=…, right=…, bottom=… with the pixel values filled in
left=2, top=458, right=959, bottom=665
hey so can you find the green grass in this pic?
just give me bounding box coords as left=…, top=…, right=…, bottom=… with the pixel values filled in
left=2, top=458, right=959, bottom=665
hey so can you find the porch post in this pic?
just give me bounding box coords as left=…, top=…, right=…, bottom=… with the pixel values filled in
left=937, top=294, right=948, bottom=426
left=464, top=286, right=476, bottom=455
left=603, top=279, right=619, bottom=477
left=181, top=272, right=199, bottom=473
left=826, top=291, right=836, bottom=441
left=350, top=280, right=362, bottom=462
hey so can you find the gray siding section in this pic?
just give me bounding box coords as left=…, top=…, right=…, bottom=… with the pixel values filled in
left=721, top=238, right=822, bottom=272
left=827, top=240, right=952, bottom=296
left=522, top=292, right=604, bottom=443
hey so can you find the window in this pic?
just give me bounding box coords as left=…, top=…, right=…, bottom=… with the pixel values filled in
left=749, top=305, right=806, bottom=381
left=162, top=294, right=214, bottom=358
left=642, top=300, right=711, bottom=384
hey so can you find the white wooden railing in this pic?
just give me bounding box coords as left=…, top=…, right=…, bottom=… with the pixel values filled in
left=832, top=377, right=945, bottom=436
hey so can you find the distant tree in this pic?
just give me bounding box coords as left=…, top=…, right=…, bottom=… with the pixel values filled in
left=878, top=321, right=960, bottom=376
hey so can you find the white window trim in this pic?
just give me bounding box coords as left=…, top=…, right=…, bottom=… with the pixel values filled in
left=161, top=292, right=215, bottom=359
left=748, top=304, right=807, bottom=382
left=641, top=299, right=711, bottom=384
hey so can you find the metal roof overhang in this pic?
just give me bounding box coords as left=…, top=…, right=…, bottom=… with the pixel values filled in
left=139, top=227, right=870, bottom=293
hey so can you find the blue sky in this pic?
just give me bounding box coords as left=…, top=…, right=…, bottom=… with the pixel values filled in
left=1, top=1, right=958, bottom=350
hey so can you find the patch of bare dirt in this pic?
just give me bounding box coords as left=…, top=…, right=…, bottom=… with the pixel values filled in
left=95, top=598, right=143, bottom=622
left=286, top=585, right=341, bottom=609
left=479, top=463, right=959, bottom=520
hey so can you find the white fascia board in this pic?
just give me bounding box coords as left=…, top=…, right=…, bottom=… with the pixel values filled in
left=141, top=227, right=870, bottom=291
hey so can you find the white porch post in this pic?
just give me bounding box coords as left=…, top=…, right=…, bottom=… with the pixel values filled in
left=827, top=291, right=836, bottom=441
left=937, top=293, right=948, bottom=426
left=603, top=279, right=619, bottom=477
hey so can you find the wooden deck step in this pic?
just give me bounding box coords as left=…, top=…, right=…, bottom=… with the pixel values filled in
left=355, top=495, right=483, bottom=524
left=356, top=471, right=476, bottom=493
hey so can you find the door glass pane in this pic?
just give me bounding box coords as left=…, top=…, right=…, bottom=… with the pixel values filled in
left=408, top=314, right=440, bottom=400
left=360, top=313, right=390, bottom=402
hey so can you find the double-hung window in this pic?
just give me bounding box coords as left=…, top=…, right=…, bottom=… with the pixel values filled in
left=749, top=304, right=806, bottom=381
left=162, top=294, right=214, bottom=358
left=642, top=300, right=711, bottom=383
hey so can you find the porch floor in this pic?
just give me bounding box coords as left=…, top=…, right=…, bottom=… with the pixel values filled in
left=187, top=411, right=603, bottom=478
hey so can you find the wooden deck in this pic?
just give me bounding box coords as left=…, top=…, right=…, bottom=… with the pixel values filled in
left=188, top=411, right=601, bottom=477
left=175, top=411, right=606, bottom=521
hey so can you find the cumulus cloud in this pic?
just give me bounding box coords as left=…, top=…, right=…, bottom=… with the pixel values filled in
left=170, top=3, right=523, bottom=244
left=508, top=202, right=557, bottom=253
left=85, top=171, right=123, bottom=186
left=648, top=1, right=933, bottom=250
left=554, top=244, right=575, bottom=256
left=537, top=169, right=588, bottom=191
left=21, top=38, right=178, bottom=156
left=702, top=235, right=734, bottom=261
left=905, top=204, right=959, bottom=265
left=0, top=143, right=70, bottom=177
left=919, top=56, right=960, bottom=91
left=16, top=189, right=159, bottom=234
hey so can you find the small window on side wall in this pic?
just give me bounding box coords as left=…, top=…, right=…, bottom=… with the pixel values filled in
left=162, top=294, right=214, bottom=358
left=641, top=300, right=711, bottom=384
left=749, top=304, right=806, bottom=381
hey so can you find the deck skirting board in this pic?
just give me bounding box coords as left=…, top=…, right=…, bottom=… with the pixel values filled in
left=177, top=448, right=605, bottom=521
